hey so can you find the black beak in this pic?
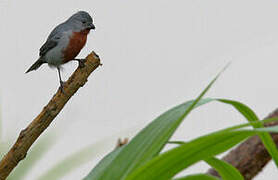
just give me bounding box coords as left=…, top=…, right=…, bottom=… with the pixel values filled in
left=87, top=23, right=95, bottom=30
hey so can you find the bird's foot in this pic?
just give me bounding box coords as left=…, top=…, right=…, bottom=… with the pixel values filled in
left=59, top=81, right=66, bottom=94
left=74, top=59, right=85, bottom=68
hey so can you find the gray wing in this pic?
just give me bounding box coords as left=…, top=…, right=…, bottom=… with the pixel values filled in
left=39, top=22, right=70, bottom=57
left=39, top=40, right=58, bottom=57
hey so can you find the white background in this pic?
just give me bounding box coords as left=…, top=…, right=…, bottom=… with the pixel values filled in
left=1, top=0, right=278, bottom=179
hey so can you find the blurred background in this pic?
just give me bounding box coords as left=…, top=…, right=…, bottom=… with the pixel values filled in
left=1, top=0, right=278, bottom=179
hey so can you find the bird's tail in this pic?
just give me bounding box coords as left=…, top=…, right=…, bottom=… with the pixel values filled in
left=25, top=58, right=45, bottom=73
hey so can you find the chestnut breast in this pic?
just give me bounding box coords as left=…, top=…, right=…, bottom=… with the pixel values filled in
left=62, top=30, right=90, bottom=63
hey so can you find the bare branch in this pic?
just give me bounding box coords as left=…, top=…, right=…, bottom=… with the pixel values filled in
left=0, top=51, right=101, bottom=180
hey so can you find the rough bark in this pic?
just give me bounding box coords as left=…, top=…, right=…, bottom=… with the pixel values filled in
left=207, top=109, right=278, bottom=180
left=0, top=51, right=101, bottom=180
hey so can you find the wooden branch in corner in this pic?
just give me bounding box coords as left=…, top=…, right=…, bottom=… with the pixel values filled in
left=0, top=51, right=101, bottom=180
left=207, top=109, right=278, bottom=180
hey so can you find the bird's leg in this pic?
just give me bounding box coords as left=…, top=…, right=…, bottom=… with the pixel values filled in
left=73, top=59, right=85, bottom=68
left=57, top=67, right=65, bottom=93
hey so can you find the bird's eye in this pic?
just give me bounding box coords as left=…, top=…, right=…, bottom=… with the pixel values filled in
left=82, top=21, right=86, bottom=24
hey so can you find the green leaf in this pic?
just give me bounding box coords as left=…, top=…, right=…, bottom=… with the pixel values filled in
left=167, top=116, right=278, bottom=141
left=256, top=126, right=278, bottom=133
left=174, top=174, right=219, bottom=180
left=85, top=99, right=213, bottom=180
left=205, top=157, right=243, bottom=180
left=84, top=67, right=226, bottom=180
left=127, top=124, right=278, bottom=180
left=217, top=99, right=278, bottom=167
left=126, top=130, right=255, bottom=180
left=217, top=99, right=259, bottom=122
left=83, top=147, right=124, bottom=180
left=218, top=117, right=278, bottom=133
left=168, top=141, right=243, bottom=180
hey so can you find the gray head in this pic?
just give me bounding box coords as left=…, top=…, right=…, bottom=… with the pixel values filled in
left=67, top=11, right=95, bottom=31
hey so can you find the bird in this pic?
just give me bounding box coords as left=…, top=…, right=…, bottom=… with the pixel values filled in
left=26, top=11, right=95, bottom=92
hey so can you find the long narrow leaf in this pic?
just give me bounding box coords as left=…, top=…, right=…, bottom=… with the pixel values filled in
left=174, top=174, right=219, bottom=180
left=167, top=116, right=278, bottom=142
left=83, top=147, right=124, bottom=180
left=205, top=157, right=243, bottom=180
left=219, top=117, right=278, bottom=133
left=85, top=67, right=226, bottom=180
left=127, top=125, right=278, bottom=180
left=85, top=99, right=213, bottom=180
left=126, top=130, right=256, bottom=180
left=168, top=141, right=243, bottom=180
left=217, top=99, right=278, bottom=166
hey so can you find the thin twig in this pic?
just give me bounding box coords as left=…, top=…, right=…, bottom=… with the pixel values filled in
left=0, top=51, right=101, bottom=180
left=207, top=108, right=278, bottom=180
